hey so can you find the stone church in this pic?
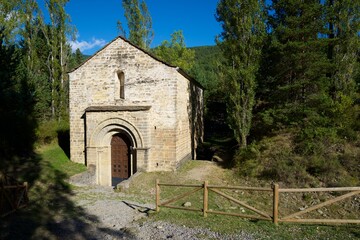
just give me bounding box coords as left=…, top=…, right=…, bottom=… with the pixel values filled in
left=68, top=36, right=203, bottom=186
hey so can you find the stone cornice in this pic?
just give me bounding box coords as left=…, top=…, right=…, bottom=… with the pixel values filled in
left=85, top=106, right=151, bottom=112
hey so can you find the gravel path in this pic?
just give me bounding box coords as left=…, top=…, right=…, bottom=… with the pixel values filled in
left=128, top=220, right=254, bottom=240
left=64, top=167, right=255, bottom=240
left=68, top=183, right=255, bottom=240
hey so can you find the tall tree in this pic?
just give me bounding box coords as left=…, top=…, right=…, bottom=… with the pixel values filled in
left=0, top=0, right=22, bottom=43
left=264, top=0, right=333, bottom=139
left=22, top=0, right=39, bottom=72
left=327, top=0, right=360, bottom=98
left=152, top=30, right=195, bottom=72
left=44, top=0, right=73, bottom=120
left=326, top=0, right=360, bottom=132
left=216, top=0, right=265, bottom=148
left=20, top=0, right=52, bottom=120
left=119, top=0, right=153, bottom=49
left=0, top=1, right=37, bottom=170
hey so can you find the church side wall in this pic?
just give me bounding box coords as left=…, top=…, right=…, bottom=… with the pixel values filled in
left=175, top=75, right=192, bottom=166
left=175, top=75, right=204, bottom=167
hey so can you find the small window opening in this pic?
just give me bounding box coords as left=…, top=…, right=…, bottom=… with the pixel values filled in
left=117, top=71, right=125, bottom=99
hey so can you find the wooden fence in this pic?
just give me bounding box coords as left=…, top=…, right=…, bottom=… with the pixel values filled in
left=0, top=173, right=29, bottom=218
left=155, top=179, right=360, bottom=225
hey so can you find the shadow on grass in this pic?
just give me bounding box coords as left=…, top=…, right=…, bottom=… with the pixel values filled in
left=0, top=154, right=136, bottom=239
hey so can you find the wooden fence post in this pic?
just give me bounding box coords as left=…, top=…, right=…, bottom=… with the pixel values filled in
left=273, top=183, right=279, bottom=225
left=155, top=179, right=160, bottom=212
left=203, top=180, right=208, bottom=217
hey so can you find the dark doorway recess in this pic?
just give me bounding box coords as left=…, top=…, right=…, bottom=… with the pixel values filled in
left=111, top=133, right=132, bottom=186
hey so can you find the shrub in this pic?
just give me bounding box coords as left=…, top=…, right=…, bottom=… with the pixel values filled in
left=235, top=143, right=262, bottom=177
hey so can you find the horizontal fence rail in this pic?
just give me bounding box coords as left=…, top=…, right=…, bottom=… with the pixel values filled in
left=277, top=188, right=360, bottom=224
left=155, top=179, right=360, bottom=226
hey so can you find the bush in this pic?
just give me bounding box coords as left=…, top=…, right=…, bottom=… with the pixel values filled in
left=235, top=143, right=262, bottom=177
left=236, top=135, right=313, bottom=185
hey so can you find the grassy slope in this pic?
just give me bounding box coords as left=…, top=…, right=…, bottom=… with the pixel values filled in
left=38, top=144, right=86, bottom=178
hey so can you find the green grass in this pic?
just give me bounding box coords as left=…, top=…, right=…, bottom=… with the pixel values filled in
left=38, top=144, right=86, bottom=177
left=150, top=208, right=360, bottom=240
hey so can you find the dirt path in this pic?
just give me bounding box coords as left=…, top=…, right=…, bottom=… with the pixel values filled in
left=185, top=161, right=225, bottom=181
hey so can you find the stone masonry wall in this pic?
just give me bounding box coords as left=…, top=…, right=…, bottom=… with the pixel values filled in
left=175, top=75, right=204, bottom=166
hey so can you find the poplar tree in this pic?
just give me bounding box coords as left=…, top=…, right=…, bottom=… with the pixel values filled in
left=119, top=0, right=154, bottom=49
left=21, top=0, right=52, bottom=120
left=0, top=0, right=21, bottom=43
left=44, top=0, right=72, bottom=120
left=216, top=0, right=265, bottom=148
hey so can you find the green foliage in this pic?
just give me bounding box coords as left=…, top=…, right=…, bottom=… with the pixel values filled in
left=0, top=41, right=37, bottom=173
left=216, top=0, right=266, bottom=148
left=190, top=46, right=223, bottom=101
left=120, top=0, right=153, bottom=49
left=236, top=0, right=360, bottom=186
left=0, top=0, right=22, bottom=43
left=44, top=0, right=74, bottom=121
left=68, top=48, right=85, bottom=70
left=36, top=119, right=69, bottom=145
left=152, top=30, right=195, bottom=72
left=236, top=135, right=312, bottom=185
left=190, top=46, right=232, bottom=138
left=326, top=0, right=360, bottom=99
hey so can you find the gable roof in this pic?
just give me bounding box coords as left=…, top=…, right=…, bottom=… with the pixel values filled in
left=69, top=36, right=204, bottom=89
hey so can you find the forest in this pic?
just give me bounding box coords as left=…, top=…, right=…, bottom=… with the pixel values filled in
left=0, top=0, right=359, bottom=187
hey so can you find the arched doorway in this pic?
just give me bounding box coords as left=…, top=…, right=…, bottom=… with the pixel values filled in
left=111, top=133, right=133, bottom=185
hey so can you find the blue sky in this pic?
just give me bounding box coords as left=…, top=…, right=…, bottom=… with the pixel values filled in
left=60, top=0, right=222, bottom=55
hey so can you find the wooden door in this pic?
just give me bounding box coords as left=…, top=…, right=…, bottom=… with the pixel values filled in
left=111, top=134, right=130, bottom=179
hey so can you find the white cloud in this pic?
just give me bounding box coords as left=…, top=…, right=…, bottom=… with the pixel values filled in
left=69, top=37, right=106, bottom=53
